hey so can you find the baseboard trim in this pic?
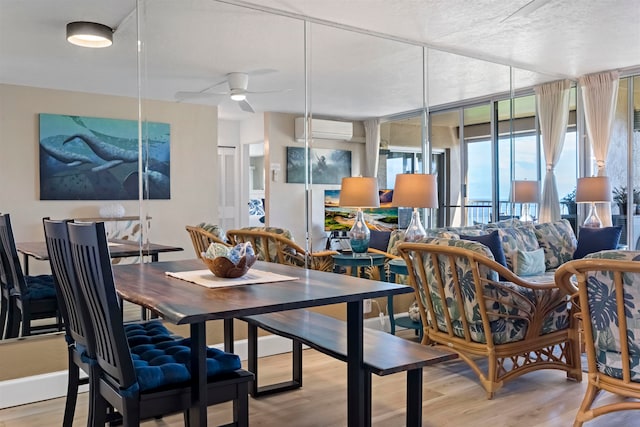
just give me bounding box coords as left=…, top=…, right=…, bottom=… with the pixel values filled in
left=0, top=334, right=293, bottom=409
left=0, top=318, right=393, bottom=409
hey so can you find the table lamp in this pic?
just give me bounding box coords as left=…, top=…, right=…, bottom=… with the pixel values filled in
left=512, top=180, right=539, bottom=222
left=576, top=176, right=611, bottom=228
left=391, top=173, right=438, bottom=242
left=338, top=176, right=380, bottom=255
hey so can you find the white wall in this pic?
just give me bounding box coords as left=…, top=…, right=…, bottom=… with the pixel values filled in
left=0, top=84, right=218, bottom=272
left=264, top=113, right=365, bottom=250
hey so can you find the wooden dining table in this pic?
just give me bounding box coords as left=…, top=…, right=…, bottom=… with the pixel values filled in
left=16, top=239, right=183, bottom=275
left=112, top=258, right=414, bottom=427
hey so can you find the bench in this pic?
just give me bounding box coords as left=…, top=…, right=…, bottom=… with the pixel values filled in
left=243, top=309, right=457, bottom=427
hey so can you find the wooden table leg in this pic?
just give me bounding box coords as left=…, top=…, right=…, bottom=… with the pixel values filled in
left=224, top=318, right=234, bottom=353
left=189, top=322, right=208, bottom=427
left=406, top=368, right=423, bottom=427
left=347, top=300, right=365, bottom=427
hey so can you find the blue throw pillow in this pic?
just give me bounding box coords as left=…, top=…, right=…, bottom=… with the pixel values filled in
left=369, top=230, right=391, bottom=252
left=573, top=226, right=622, bottom=259
left=460, top=230, right=508, bottom=268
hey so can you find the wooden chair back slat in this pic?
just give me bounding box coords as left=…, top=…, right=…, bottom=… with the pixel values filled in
left=226, top=229, right=336, bottom=271
left=0, top=214, right=28, bottom=298
left=68, top=221, right=137, bottom=390
left=43, top=219, right=89, bottom=348
left=185, top=225, right=229, bottom=260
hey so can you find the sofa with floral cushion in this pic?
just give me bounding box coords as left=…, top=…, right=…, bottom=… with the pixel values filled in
left=382, top=218, right=578, bottom=282
left=396, top=234, right=582, bottom=398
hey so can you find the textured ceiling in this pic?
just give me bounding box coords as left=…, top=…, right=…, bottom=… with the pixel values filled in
left=1, top=0, right=638, bottom=120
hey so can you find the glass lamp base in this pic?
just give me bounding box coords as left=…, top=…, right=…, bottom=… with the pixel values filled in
left=349, top=209, right=370, bottom=254
left=583, top=202, right=602, bottom=228
left=349, top=238, right=370, bottom=255
left=519, top=203, right=534, bottom=223
left=404, top=208, right=426, bottom=242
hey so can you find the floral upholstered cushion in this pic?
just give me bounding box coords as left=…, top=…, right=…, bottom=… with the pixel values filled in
left=486, top=218, right=526, bottom=229
left=387, top=229, right=459, bottom=256
left=534, top=219, right=577, bottom=270
left=497, top=226, right=540, bottom=270
left=583, top=250, right=640, bottom=381
left=238, top=226, right=295, bottom=261
left=196, top=222, right=226, bottom=241
left=446, top=224, right=487, bottom=236
left=416, top=238, right=522, bottom=344
left=386, top=229, right=406, bottom=256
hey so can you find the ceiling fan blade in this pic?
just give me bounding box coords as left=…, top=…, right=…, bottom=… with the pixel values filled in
left=175, top=77, right=230, bottom=101
left=238, top=99, right=255, bottom=113
left=200, top=78, right=229, bottom=92
left=246, top=88, right=292, bottom=95
left=501, top=0, right=552, bottom=22
left=174, top=91, right=216, bottom=101
left=248, top=68, right=277, bottom=77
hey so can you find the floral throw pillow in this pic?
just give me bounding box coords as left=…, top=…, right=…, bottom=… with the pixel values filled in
left=497, top=226, right=540, bottom=270
left=534, top=219, right=577, bottom=270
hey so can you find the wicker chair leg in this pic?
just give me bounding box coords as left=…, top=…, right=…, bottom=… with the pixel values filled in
left=573, top=382, right=600, bottom=427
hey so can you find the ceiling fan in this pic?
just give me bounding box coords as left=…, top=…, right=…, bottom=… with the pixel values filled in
left=175, top=71, right=288, bottom=113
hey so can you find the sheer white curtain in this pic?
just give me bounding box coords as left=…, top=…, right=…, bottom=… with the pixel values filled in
left=578, top=71, right=620, bottom=227
left=535, top=79, right=571, bottom=223
left=364, top=119, right=380, bottom=177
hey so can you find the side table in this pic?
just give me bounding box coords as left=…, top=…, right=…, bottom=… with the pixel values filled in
left=332, top=253, right=390, bottom=323
left=388, top=258, right=423, bottom=339
left=332, top=252, right=387, bottom=278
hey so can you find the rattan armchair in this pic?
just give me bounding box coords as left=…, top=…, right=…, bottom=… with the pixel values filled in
left=226, top=228, right=337, bottom=272
left=555, top=250, right=640, bottom=426
left=185, top=225, right=229, bottom=260
left=397, top=238, right=581, bottom=399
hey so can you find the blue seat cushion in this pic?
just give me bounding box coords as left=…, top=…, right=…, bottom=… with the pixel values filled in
left=24, top=274, right=56, bottom=299
left=125, top=320, right=176, bottom=347
left=129, top=337, right=241, bottom=392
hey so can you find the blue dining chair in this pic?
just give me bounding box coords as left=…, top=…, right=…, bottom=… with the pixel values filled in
left=43, top=218, right=177, bottom=426
left=0, top=213, right=61, bottom=338
left=67, top=221, right=253, bottom=426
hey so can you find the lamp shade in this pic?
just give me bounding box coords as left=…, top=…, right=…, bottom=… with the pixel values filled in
left=66, top=21, right=113, bottom=48
left=576, top=176, right=612, bottom=203
left=338, top=177, right=380, bottom=208
left=512, top=180, right=539, bottom=203
left=391, top=174, right=438, bottom=208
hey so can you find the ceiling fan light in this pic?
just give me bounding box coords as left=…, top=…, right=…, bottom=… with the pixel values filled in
left=66, top=21, right=113, bottom=48
left=230, top=93, right=246, bottom=101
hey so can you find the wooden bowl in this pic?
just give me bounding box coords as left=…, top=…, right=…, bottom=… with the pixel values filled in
left=202, top=254, right=256, bottom=278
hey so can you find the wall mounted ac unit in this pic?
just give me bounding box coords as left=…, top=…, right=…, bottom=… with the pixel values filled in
left=294, top=118, right=353, bottom=142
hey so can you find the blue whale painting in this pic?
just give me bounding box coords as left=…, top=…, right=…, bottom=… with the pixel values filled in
left=39, top=113, right=170, bottom=200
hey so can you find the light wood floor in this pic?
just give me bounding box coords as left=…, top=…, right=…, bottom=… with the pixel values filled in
left=1, top=331, right=639, bottom=426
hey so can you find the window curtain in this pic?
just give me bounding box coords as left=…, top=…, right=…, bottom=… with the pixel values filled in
left=578, top=71, right=620, bottom=227
left=364, top=119, right=380, bottom=177
left=535, top=79, right=571, bottom=223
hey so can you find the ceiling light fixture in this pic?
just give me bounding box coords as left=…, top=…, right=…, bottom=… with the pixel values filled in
left=66, top=21, right=113, bottom=48
left=230, top=93, right=246, bottom=102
